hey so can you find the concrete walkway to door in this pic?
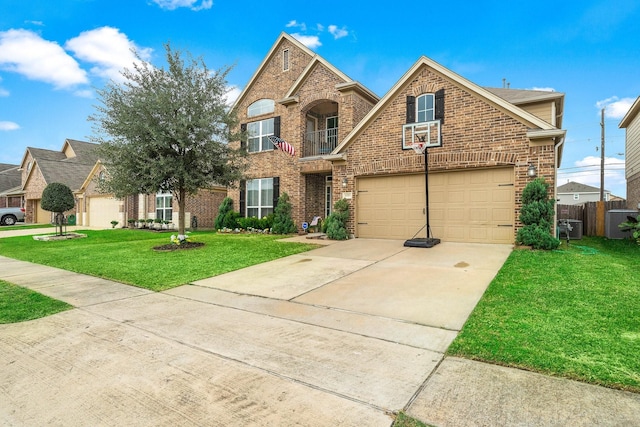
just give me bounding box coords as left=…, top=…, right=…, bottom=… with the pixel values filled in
left=1, top=234, right=639, bottom=426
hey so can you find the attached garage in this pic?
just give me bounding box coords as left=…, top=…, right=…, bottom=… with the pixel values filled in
left=33, top=199, right=51, bottom=224
left=88, top=196, right=122, bottom=228
left=356, top=167, right=514, bottom=244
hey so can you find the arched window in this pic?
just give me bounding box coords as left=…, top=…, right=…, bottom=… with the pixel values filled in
left=417, top=93, right=435, bottom=123
left=247, top=99, right=275, bottom=117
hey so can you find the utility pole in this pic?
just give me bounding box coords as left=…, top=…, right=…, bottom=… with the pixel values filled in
left=600, top=108, right=605, bottom=201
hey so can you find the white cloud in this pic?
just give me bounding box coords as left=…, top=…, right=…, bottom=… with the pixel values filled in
left=316, top=24, right=325, bottom=32
left=291, top=33, right=321, bottom=49
left=152, top=0, right=213, bottom=11
left=286, top=20, right=306, bottom=31
left=65, top=27, right=153, bottom=82
left=0, top=29, right=88, bottom=88
left=225, top=85, right=241, bottom=106
left=559, top=155, right=626, bottom=192
left=74, top=89, right=94, bottom=98
left=0, top=88, right=8, bottom=97
left=328, top=25, right=348, bottom=39
left=596, top=96, right=635, bottom=119
left=0, top=121, right=20, bottom=131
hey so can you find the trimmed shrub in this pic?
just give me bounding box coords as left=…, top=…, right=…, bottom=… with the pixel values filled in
left=516, top=178, right=560, bottom=250
left=272, top=192, right=296, bottom=234
left=324, top=198, right=349, bottom=240
left=215, top=197, right=234, bottom=230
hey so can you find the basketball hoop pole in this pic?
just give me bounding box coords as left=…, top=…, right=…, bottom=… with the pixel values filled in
left=404, top=143, right=441, bottom=248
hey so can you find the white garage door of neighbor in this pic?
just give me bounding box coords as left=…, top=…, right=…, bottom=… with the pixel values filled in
left=356, top=167, right=514, bottom=244
left=88, top=197, right=122, bottom=228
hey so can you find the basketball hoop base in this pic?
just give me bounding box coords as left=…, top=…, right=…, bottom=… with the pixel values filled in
left=403, top=237, right=441, bottom=248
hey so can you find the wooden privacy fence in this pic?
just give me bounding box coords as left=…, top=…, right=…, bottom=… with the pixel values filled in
left=557, top=201, right=627, bottom=236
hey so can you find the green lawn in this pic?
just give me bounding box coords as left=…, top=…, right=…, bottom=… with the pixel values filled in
left=0, top=280, right=72, bottom=323
left=0, top=229, right=318, bottom=291
left=448, top=237, right=640, bottom=392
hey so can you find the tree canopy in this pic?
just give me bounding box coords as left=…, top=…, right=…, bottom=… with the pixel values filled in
left=41, top=182, right=75, bottom=236
left=90, top=43, right=245, bottom=235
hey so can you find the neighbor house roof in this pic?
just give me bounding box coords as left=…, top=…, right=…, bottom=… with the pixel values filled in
left=333, top=56, right=565, bottom=156
left=485, top=87, right=564, bottom=105
left=21, top=139, right=99, bottom=192
left=0, top=165, right=20, bottom=193
left=619, top=96, right=640, bottom=128
left=557, top=181, right=609, bottom=194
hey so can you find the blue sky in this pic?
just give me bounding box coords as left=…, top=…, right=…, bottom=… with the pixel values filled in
left=1, top=0, right=639, bottom=198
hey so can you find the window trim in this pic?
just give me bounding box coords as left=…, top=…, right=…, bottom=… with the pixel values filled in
left=155, top=192, right=173, bottom=221
left=246, top=178, right=274, bottom=218
left=283, top=49, right=290, bottom=71
left=247, top=118, right=275, bottom=153
left=417, top=93, right=435, bottom=123
left=247, top=99, right=275, bottom=118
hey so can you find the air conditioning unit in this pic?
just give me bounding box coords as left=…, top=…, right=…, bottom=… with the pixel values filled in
left=605, top=209, right=639, bottom=239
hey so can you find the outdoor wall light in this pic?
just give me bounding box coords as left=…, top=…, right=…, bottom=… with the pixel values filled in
left=527, top=163, right=537, bottom=178
left=341, top=177, right=348, bottom=188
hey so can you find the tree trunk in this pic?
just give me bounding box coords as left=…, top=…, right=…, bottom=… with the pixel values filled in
left=178, top=187, right=186, bottom=236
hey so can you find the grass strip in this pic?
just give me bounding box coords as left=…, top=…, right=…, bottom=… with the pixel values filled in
left=0, top=280, right=72, bottom=323
left=448, top=237, right=640, bottom=392
left=0, top=229, right=318, bottom=291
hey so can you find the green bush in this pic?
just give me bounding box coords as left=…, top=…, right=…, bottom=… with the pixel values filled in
left=221, top=211, right=240, bottom=230
left=516, top=178, right=560, bottom=250
left=41, top=182, right=75, bottom=213
left=272, top=192, right=297, bottom=234
left=215, top=197, right=234, bottom=230
left=618, top=215, right=640, bottom=244
left=324, top=198, right=349, bottom=240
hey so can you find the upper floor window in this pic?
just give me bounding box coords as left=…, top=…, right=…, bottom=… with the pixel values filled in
left=247, top=99, right=275, bottom=118
left=417, top=94, right=435, bottom=123
left=247, top=118, right=275, bottom=152
left=283, top=49, right=290, bottom=71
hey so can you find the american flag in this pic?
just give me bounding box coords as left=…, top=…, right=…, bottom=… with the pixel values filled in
left=268, top=135, right=296, bottom=157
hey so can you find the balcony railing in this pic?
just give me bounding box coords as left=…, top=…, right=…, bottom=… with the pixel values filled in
left=303, top=128, right=338, bottom=157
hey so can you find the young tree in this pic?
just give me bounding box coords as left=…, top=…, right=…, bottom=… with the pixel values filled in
left=516, top=178, right=560, bottom=250
left=41, top=183, right=75, bottom=236
left=90, top=43, right=246, bottom=236
left=272, top=192, right=296, bottom=234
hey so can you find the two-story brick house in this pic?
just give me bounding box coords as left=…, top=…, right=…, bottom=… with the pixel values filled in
left=229, top=33, right=566, bottom=244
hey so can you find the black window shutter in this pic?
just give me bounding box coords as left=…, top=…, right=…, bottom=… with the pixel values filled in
left=240, top=123, right=247, bottom=149
left=239, top=180, right=246, bottom=217
left=272, top=177, right=280, bottom=209
left=273, top=116, right=281, bottom=137
left=406, top=96, right=416, bottom=123
left=435, top=89, right=445, bottom=124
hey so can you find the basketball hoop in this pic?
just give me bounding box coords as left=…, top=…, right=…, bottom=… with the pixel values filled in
left=410, top=141, right=426, bottom=154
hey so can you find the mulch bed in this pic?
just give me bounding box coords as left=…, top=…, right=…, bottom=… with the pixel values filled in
left=152, top=242, right=205, bottom=252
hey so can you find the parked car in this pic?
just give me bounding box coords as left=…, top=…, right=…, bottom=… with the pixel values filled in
left=0, top=207, right=25, bottom=226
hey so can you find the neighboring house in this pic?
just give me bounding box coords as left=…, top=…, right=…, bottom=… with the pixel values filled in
left=619, top=95, right=640, bottom=210
left=0, top=163, right=22, bottom=208
left=19, top=139, right=226, bottom=228
left=229, top=32, right=566, bottom=244
left=20, top=139, right=99, bottom=224
left=557, top=181, right=612, bottom=205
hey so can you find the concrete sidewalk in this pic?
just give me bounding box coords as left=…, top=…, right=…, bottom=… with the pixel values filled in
left=0, top=236, right=639, bottom=426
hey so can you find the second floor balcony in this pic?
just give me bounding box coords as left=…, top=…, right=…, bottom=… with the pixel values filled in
left=303, top=128, right=339, bottom=158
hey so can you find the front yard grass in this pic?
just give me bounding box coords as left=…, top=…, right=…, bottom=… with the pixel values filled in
left=0, top=280, right=72, bottom=323
left=448, top=237, right=640, bottom=392
left=0, top=229, right=318, bottom=291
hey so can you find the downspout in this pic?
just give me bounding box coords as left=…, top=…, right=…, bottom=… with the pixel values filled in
left=554, top=136, right=566, bottom=232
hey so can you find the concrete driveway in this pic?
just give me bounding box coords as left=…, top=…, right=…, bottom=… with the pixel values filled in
left=0, top=238, right=511, bottom=426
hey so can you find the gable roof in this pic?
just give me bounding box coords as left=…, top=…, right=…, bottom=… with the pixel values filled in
left=557, top=181, right=609, bottom=194
left=619, top=95, right=640, bottom=128
left=334, top=56, right=565, bottom=155
left=21, top=139, right=99, bottom=192
left=232, top=33, right=315, bottom=111
left=0, top=165, right=20, bottom=193
left=485, top=87, right=564, bottom=105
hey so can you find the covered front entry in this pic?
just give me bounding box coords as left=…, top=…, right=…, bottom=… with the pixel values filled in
left=355, top=167, right=515, bottom=244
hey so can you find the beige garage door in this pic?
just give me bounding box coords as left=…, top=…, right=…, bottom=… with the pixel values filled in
left=88, top=196, right=122, bottom=228
left=34, top=199, right=51, bottom=224
left=356, top=168, right=514, bottom=244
